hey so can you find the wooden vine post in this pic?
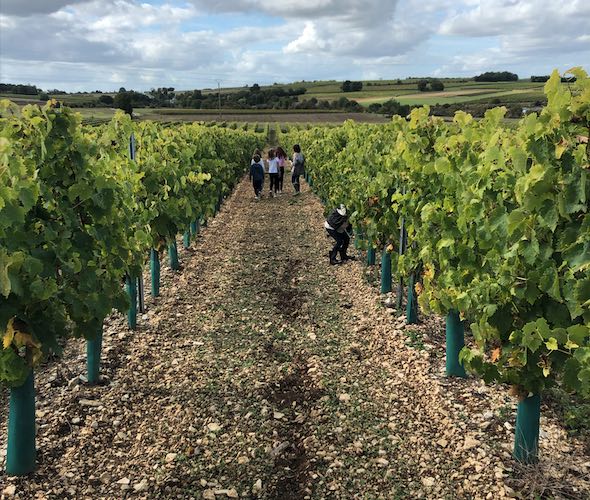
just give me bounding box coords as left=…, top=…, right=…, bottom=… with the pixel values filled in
left=126, top=275, right=138, bottom=329
left=406, top=273, right=418, bottom=324
left=380, top=247, right=392, bottom=294
left=129, top=134, right=145, bottom=315
left=396, top=189, right=407, bottom=310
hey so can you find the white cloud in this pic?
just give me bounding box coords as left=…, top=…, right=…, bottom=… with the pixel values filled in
left=434, top=0, right=590, bottom=76
left=0, top=0, right=588, bottom=91
left=0, top=0, right=91, bottom=16
left=283, top=22, right=327, bottom=53
left=439, top=0, right=590, bottom=38
left=189, top=0, right=387, bottom=22
left=109, top=72, right=125, bottom=83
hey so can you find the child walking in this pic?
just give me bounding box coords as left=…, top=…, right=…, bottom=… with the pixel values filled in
left=267, top=149, right=280, bottom=197
left=291, top=144, right=305, bottom=195
left=249, top=153, right=265, bottom=200
left=275, top=146, right=287, bottom=194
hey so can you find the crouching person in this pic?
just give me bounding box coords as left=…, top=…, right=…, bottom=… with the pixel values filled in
left=324, top=205, right=356, bottom=265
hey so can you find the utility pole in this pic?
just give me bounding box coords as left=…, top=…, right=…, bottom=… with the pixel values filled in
left=216, top=79, right=222, bottom=120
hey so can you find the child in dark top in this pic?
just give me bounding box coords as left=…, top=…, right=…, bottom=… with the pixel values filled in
left=249, top=154, right=265, bottom=200
left=291, top=144, right=305, bottom=194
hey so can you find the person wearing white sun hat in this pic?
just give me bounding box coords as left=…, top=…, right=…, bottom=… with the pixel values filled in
left=324, top=204, right=355, bottom=265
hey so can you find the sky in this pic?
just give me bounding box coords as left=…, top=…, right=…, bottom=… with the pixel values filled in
left=0, top=0, right=588, bottom=92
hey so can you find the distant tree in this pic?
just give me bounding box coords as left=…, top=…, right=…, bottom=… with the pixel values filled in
left=0, top=83, right=40, bottom=95
left=396, top=79, right=402, bottom=85
left=380, top=99, right=410, bottom=117
left=430, top=79, right=444, bottom=91
left=39, top=93, right=50, bottom=101
left=250, top=83, right=260, bottom=92
left=474, top=71, right=518, bottom=82
left=118, top=87, right=127, bottom=93
left=530, top=75, right=550, bottom=82
left=114, top=91, right=133, bottom=115
left=148, top=87, right=175, bottom=107
left=417, top=80, right=429, bottom=91
left=342, top=80, right=363, bottom=92
left=336, top=96, right=351, bottom=107
left=367, top=103, right=383, bottom=113
left=98, top=94, right=114, bottom=105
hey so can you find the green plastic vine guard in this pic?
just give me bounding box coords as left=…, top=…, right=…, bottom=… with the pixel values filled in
left=150, top=248, right=160, bottom=297
left=380, top=248, right=392, bottom=294
left=514, top=394, right=541, bottom=463
left=183, top=231, right=191, bottom=249
left=446, top=310, right=466, bottom=377
left=367, top=247, right=376, bottom=266
left=6, top=371, right=36, bottom=475
left=406, top=273, right=418, bottom=324
left=190, top=220, right=198, bottom=236
left=126, top=275, right=137, bottom=330
left=87, top=324, right=103, bottom=384
left=169, top=241, right=180, bottom=270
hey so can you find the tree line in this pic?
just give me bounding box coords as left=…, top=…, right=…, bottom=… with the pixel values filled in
left=0, top=83, right=40, bottom=95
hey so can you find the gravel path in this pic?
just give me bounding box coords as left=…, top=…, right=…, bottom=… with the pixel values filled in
left=1, top=176, right=589, bottom=499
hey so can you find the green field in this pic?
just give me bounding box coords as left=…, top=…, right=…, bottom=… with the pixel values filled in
left=197, top=78, right=548, bottom=108
left=2, top=77, right=552, bottom=123
left=74, top=107, right=388, bottom=126
left=303, top=80, right=546, bottom=106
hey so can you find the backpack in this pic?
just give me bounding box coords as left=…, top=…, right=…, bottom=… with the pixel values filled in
left=293, top=153, right=305, bottom=175
left=326, top=208, right=347, bottom=230
left=250, top=162, right=264, bottom=182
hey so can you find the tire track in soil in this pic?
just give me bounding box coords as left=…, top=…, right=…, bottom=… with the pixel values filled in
left=232, top=185, right=325, bottom=499
left=262, top=360, right=323, bottom=500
